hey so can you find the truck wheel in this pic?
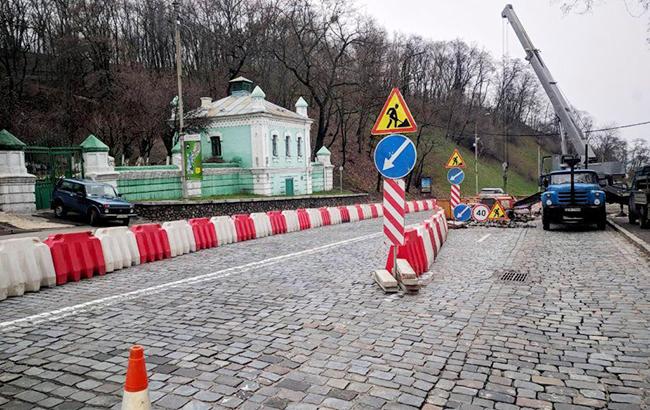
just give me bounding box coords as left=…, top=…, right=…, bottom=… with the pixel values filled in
left=597, top=210, right=607, bottom=231
left=640, top=206, right=649, bottom=229
left=628, top=196, right=637, bottom=224
left=542, top=210, right=551, bottom=231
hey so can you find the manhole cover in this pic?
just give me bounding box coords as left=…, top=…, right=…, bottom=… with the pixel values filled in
left=499, top=270, right=528, bottom=282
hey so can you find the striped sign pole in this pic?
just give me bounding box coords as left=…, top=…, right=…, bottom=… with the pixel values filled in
left=383, top=178, right=406, bottom=246
left=450, top=184, right=461, bottom=217
left=383, top=178, right=405, bottom=277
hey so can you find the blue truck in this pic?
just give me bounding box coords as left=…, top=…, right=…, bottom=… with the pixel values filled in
left=540, top=157, right=607, bottom=231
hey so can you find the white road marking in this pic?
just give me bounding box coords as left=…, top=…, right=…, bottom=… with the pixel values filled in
left=0, top=231, right=382, bottom=330
left=477, top=233, right=491, bottom=243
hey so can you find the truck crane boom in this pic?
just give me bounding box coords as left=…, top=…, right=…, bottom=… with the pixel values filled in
left=501, top=4, right=595, bottom=160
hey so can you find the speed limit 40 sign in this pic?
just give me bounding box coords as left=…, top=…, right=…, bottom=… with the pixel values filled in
left=472, top=204, right=490, bottom=222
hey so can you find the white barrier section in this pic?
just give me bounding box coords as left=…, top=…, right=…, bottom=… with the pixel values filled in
left=250, top=213, right=273, bottom=238
left=417, top=225, right=435, bottom=269
left=282, top=210, right=300, bottom=233
left=211, top=216, right=237, bottom=245
left=162, top=220, right=196, bottom=257
left=347, top=205, right=360, bottom=222
left=306, top=209, right=322, bottom=228
left=438, top=211, right=448, bottom=238
left=328, top=207, right=342, bottom=225
left=405, top=202, right=413, bottom=214
left=361, top=204, right=372, bottom=220
left=95, top=226, right=141, bottom=272
left=0, top=237, right=56, bottom=300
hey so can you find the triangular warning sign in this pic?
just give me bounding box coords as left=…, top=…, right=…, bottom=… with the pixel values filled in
left=488, top=201, right=508, bottom=221
left=445, top=148, right=465, bottom=169
left=371, top=88, right=417, bottom=135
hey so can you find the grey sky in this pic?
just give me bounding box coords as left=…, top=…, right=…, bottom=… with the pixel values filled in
left=355, top=0, right=650, bottom=143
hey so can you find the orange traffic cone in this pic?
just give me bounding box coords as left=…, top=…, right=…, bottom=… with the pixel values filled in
left=121, top=345, right=151, bottom=410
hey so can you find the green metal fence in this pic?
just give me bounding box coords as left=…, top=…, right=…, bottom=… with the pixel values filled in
left=25, top=146, right=84, bottom=209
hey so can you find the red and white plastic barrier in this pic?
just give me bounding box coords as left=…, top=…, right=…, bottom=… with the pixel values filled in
left=211, top=216, right=237, bottom=245
left=385, top=206, right=448, bottom=276
left=45, top=232, right=106, bottom=284
left=282, top=210, right=301, bottom=233
left=267, top=211, right=287, bottom=235
left=130, top=224, right=172, bottom=263
left=306, top=209, right=323, bottom=228
left=95, top=226, right=142, bottom=272
left=250, top=213, right=273, bottom=238
left=0, top=237, right=56, bottom=300
left=0, top=199, right=440, bottom=301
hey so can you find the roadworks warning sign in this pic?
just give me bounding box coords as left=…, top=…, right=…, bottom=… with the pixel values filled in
left=488, top=201, right=508, bottom=221
left=371, top=88, right=417, bottom=135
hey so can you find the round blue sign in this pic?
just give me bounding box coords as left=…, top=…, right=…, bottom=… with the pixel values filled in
left=447, top=168, right=465, bottom=185
left=453, top=203, right=472, bottom=222
left=373, top=134, right=417, bottom=179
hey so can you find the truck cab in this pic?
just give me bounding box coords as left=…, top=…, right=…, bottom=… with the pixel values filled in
left=541, top=168, right=606, bottom=231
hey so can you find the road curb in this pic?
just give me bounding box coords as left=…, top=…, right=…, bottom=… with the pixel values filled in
left=607, top=217, right=650, bottom=255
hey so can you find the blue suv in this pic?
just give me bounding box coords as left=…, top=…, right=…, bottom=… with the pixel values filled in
left=51, top=178, right=136, bottom=226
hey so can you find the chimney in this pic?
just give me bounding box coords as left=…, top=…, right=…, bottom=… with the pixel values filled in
left=200, top=97, right=212, bottom=108
left=295, top=97, right=308, bottom=117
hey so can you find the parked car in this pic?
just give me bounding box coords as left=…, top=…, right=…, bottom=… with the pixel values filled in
left=51, top=178, right=136, bottom=226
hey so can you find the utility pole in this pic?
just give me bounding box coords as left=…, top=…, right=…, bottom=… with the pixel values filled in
left=173, top=0, right=183, bottom=133
left=474, top=122, right=479, bottom=195
left=173, top=0, right=187, bottom=198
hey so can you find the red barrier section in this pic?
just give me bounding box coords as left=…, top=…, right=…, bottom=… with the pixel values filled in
left=413, top=201, right=420, bottom=212
left=189, top=218, right=218, bottom=250
left=130, top=224, right=171, bottom=263
left=385, top=229, right=427, bottom=276
left=318, top=208, right=332, bottom=226
left=433, top=218, right=444, bottom=245
left=422, top=201, right=429, bottom=211
left=267, top=211, right=287, bottom=235
left=296, top=209, right=311, bottom=230
left=44, top=232, right=106, bottom=285
left=233, top=214, right=256, bottom=241
left=338, top=206, right=350, bottom=223
left=370, top=204, right=379, bottom=218
left=355, top=205, right=364, bottom=221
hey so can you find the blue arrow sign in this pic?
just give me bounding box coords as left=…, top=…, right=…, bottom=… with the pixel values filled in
left=447, top=167, right=465, bottom=185
left=373, top=134, right=417, bottom=179
left=453, top=203, right=471, bottom=222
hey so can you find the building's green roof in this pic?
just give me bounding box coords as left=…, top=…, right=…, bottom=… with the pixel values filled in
left=0, top=129, right=26, bottom=150
left=80, top=134, right=109, bottom=152
left=316, top=146, right=331, bottom=156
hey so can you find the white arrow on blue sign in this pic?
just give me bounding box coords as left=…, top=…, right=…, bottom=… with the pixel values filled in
left=453, top=203, right=472, bottom=222
left=447, top=167, right=465, bottom=185
left=373, top=134, right=417, bottom=180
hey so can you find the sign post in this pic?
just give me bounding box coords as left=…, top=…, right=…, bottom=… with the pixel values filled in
left=372, top=89, right=417, bottom=286
left=445, top=148, right=466, bottom=220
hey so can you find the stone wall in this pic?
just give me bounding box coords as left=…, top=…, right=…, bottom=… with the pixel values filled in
left=134, top=193, right=368, bottom=221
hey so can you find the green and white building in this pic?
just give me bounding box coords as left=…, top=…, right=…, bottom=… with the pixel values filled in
left=182, top=77, right=333, bottom=196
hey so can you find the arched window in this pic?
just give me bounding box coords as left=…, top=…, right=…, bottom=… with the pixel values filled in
left=285, top=135, right=291, bottom=157
left=272, top=134, right=278, bottom=157
left=297, top=136, right=302, bottom=157
left=210, top=136, right=222, bottom=157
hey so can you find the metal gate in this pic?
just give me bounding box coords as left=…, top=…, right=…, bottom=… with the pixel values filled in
left=25, top=147, right=84, bottom=209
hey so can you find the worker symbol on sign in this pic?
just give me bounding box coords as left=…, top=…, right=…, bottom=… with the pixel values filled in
left=445, top=148, right=465, bottom=169
left=386, top=104, right=411, bottom=129
left=488, top=201, right=508, bottom=221
left=371, top=88, right=417, bottom=135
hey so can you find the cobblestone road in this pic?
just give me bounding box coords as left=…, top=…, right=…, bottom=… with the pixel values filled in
left=0, top=215, right=649, bottom=410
